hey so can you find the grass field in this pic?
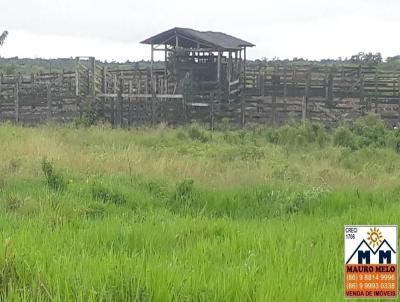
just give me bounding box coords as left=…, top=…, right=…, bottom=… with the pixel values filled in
left=1, top=117, right=400, bottom=301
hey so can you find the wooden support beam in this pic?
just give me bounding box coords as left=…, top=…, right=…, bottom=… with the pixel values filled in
left=243, top=47, right=247, bottom=84
left=217, top=51, right=221, bottom=83
left=150, top=44, right=155, bottom=94
left=164, top=44, right=168, bottom=82
left=228, top=51, right=232, bottom=83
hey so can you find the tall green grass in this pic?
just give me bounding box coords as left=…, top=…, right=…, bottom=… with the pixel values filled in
left=0, top=116, right=399, bottom=301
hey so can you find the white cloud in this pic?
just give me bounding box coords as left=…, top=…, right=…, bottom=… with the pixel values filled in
left=0, top=0, right=399, bottom=61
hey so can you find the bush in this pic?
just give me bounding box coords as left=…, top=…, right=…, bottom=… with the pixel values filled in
left=77, top=203, right=106, bottom=219
left=351, top=113, right=387, bottom=148
left=187, top=126, right=209, bottom=143
left=386, top=130, right=400, bottom=153
left=4, top=195, right=23, bottom=211
left=239, top=146, right=265, bottom=161
left=173, top=179, right=195, bottom=204
left=264, top=122, right=328, bottom=147
left=0, top=176, right=4, bottom=192
left=333, top=127, right=356, bottom=149
left=90, top=183, right=127, bottom=205
left=176, top=130, right=187, bottom=140
left=75, top=102, right=97, bottom=127
left=41, top=158, right=66, bottom=191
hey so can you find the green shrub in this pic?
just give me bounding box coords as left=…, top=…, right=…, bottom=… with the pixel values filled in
left=173, top=179, right=195, bottom=204
left=78, top=203, right=106, bottom=219
left=168, top=179, right=197, bottom=213
left=90, top=183, right=127, bottom=205
left=4, top=195, right=23, bottom=211
left=333, top=127, right=356, bottom=149
left=239, top=146, right=265, bottom=161
left=351, top=113, right=386, bottom=148
left=0, top=176, right=4, bottom=192
left=0, top=240, right=18, bottom=296
left=386, top=130, right=400, bottom=153
left=265, top=122, right=328, bottom=147
left=75, top=102, right=97, bottom=127
left=41, top=158, right=66, bottom=191
left=187, top=126, right=209, bottom=143
left=176, top=130, right=187, bottom=140
left=8, top=158, right=20, bottom=172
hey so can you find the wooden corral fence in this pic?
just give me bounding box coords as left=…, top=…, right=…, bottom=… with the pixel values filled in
left=0, top=72, right=78, bottom=124
left=2, top=59, right=400, bottom=127
left=244, top=65, right=400, bottom=126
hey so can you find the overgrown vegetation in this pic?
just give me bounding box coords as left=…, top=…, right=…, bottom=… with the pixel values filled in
left=41, top=158, right=66, bottom=191
left=0, top=117, right=399, bottom=300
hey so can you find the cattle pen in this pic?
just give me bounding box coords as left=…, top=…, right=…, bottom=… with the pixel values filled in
left=1, top=28, right=400, bottom=128
left=1, top=60, right=400, bottom=128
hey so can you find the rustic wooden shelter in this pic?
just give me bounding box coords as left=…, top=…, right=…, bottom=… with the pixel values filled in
left=141, top=27, right=255, bottom=101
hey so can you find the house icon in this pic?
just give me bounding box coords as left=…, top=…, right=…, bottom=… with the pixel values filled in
left=346, top=239, right=396, bottom=264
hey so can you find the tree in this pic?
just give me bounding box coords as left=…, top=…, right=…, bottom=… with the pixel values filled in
left=0, top=30, right=8, bottom=46
left=350, top=52, right=382, bottom=66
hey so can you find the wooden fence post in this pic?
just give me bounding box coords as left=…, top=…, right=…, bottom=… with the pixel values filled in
left=210, top=97, right=214, bottom=131
left=182, top=93, right=187, bottom=124
left=0, top=73, right=2, bottom=122
left=271, top=73, right=278, bottom=126
left=136, top=78, right=141, bottom=125
left=151, top=76, right=156, bottom=126
left=374, top=70, right=378, bottom=113
left=14, top=75, right=20, bottom=123
left=327, top=70, right=333, bottom=108
left=0, top=73, right=2, bottom=98
left=47, top=83, right=52, bottom=120
left=75, top=58, right=79, bottom=97
left=260, top=73, right=265, bottom=97
left=398, top=76, right=400, bottom=122
left=359, top=74, right=365, bottom=115
left=101, top=66, right=107, bottom=122
left=118, top=78, right=123, bottom=127
left=112, top=73, right=117, bottom=126
left=302, top=70, right=311, bottom=123
left=283, top=68, right=287, bottom=115
left=241, top=88, right=245, bottom=128
left=128, top=80, right=133, bottom=127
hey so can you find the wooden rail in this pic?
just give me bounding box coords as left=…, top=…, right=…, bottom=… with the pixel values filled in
left=1, top=63, right=400, bottom=127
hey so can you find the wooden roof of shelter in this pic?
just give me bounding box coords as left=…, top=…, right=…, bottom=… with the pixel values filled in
left=141, top=27, right=255, bottom=50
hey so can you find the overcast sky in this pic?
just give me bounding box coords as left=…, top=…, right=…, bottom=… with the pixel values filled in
left=1, top=0, right=399, bottom=61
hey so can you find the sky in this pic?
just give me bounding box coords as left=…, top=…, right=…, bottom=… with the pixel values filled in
left=0, top=0, right=399, bottom=62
